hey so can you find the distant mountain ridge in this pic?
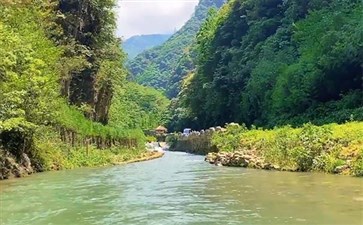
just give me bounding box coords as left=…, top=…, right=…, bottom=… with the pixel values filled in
left=127, top=0, right=226, bottom=97
left=123, top=34, right=172, bottom=59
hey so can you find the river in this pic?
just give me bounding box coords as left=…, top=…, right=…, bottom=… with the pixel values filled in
left=0, top=152, right=362, bottom=225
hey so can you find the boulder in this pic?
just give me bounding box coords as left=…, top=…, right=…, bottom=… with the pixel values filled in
left=272, top=165, right=281, bottom=170
left=21, top=153, right=33, bottom=174
left=334, top=165, right=350, bottom=174
left=205, top=153, right=218, bottom=164
left=0, top=154, right=34, bottom=180
left=242, top=155, right=253, bottom=160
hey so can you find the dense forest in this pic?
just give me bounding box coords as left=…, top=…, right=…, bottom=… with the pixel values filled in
left=127, top=0, right=225, bottom=98
left=169, top=0, right=363, bottom=131
left=109, top=82, right=169, bottom=130
left=123, top=34, right=172, bottom=59
left=0, top=0, right=168, bottom=178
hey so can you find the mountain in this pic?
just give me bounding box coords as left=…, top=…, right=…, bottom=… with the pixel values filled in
left=127, top=0, right=225, bottom=98
left=123, top=34, right=172, bottom=59
left=170, top=0, right=363, bottom=130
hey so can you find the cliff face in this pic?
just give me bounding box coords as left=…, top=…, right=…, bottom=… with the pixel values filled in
left=58, top=0, right=117, bottom=124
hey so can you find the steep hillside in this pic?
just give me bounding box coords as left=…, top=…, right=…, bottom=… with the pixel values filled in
left=127, top=0, right=225, bottom=97
left=123, top=34, right=172, bottom=59
left=58, top=0, right=123, bottom=124
left=0, top=0, right=167, bottom=179
left=170, top=0, right=363, bottom=131
left=109, top=82, right=170, bottom=130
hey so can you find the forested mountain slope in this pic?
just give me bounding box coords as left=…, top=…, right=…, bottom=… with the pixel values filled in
left=109, top=82, right=170, bottom=130
left=127, top=0, right=225, bottom=97
left=169, top=0, right=363, bottom=131
left=123, top=34, right=172, bottom=59
left=0, top=0, right=168, bottom=179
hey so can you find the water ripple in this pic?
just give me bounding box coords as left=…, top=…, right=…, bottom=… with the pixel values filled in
left=1, top=152, right=362, bottom=225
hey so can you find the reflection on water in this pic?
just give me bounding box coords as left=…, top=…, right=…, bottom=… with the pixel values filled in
left=0, top=152, right=362, bottom=225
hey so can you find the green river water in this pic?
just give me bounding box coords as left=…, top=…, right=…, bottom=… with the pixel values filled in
left=0, top=152, right=362, bottom=225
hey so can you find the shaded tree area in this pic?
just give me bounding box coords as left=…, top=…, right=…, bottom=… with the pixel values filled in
left=170, top=0, right=362, bottom=131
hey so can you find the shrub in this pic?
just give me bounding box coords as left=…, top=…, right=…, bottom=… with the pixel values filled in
left=146, top=136, right=157, bottom=143
left=351, top=148, right=363, bottom=177
left=166, top=134, right=179, bottom=149
left=212, top=123, right=247, bottom=152
left=211, top=121, right=363, bottom=175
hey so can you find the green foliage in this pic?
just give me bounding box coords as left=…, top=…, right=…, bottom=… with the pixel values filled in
left=63, top=147, right=147, bottom=169
left=145, top=136, right=157, bottom=143
left=0, top=1, right=157, bottom=176
left=109, top=82, right=170, bottom=130
left=56, top=100, right=145, bottom=141
left=127, top=0, right=225, bottom=98
left=32, top=126, right=69, bottom=171
left=174, top=0, right=362, bottom=130
left=165, top=134, right=178, bottom=149
left=211, top=124, right=246, bottom=152
left=314, top=153, right=345, bottom=174
left=33, top=126, right=147, bottom=170
left=212, top=122, right=363, bottom=175
left=351, top=148, right=363, bottom=177
left=262, top=123, right=348, bottom=172
left=56, top=0, right=128, bottom=124
left=64, top=147, right=114, bottom=168
left=0, top=4, right=60, bottom=137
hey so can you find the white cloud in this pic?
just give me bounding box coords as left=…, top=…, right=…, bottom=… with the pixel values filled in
left=116, top=0, right=199, bottom=40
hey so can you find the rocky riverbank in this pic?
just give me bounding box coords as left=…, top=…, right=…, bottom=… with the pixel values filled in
left=0, top=151, right=34, bottom=180
left=150, top=122, right=362, bottom=176
left=205, top=150, right=277, bottom=170
left=0, top=147, right=165, bottom=180
left=167, top=129, right=219, bottom=155
left=205, top=150, right=354, bottom=174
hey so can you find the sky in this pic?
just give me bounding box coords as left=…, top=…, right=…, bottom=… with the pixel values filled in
left=116, top=0, right=199, bottom=40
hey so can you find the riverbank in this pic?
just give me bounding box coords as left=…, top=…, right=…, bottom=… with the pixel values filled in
left=0, top=147, right=164, bottom=180
left=114, top=151, right=164, bottom=165
left=168, top=122, right=363, bottom=176
left=210, top=122, right=363, bottom=176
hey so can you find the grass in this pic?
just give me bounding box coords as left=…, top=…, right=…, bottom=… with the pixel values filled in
left=31, top=126, right=150, bottom=172
left=56, top=101, right=145, bottom=141
left=211, top=122, right=363, bottom=176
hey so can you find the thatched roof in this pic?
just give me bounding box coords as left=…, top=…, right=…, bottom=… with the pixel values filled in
left=155, top=126, right=167, bottom=131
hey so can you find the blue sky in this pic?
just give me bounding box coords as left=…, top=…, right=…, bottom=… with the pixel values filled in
left=116, top=0, right=199, bottom=39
